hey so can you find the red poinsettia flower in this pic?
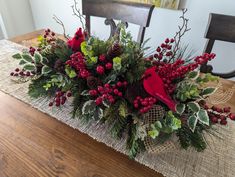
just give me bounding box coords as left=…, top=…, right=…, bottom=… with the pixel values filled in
left=67, top=28, right=85, bottom=52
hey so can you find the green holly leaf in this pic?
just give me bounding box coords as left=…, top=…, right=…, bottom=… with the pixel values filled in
left=188, top=115, right=198, bottom=132
left=12, top=53, right=22, bottom=59
left=176, top=103, right=185, bottom=115
left=19, top=59, right=27, bottom=65
left=188, top=71, right=200, bottom=80
left=188, top=102, right=200, bottom=113
left=148, top=129, right=159, bottom=139
left=201, top=87, right=217, bottom=96
left=82, top=100, right=96, bottom=114
left=197, top=109, right=210, bottom=126
left=34, top=52, right=42, bottom=64
left=42, top=65, right=52, bottom=75
left=22, top=54, right=33, bottom=62
left=23, top=64, right=36, bottom=71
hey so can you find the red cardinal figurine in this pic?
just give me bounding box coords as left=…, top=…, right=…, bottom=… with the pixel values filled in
left=143, top=66, right=176, bottom=111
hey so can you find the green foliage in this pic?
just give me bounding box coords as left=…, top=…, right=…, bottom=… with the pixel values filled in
left=176, top=103, right=185, bottom=115
left=127, top=123, right=145, bottom=159
left=88, top=37, right=110, bottom=57
left=177, top=126, right=207, bottom=152
left=54, top=39, right=73, bottom=62
left=65, top=65, right=77, bottom=78
left=43, top=74, right=72, bottom=91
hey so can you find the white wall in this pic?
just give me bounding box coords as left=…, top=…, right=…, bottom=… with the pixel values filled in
left=30, top=0, right=235, bottom=76
left=0, top=0, right=35, bottom=38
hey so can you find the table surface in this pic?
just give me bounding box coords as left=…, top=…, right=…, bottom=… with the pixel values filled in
left=0, top=30, right=234, bottom=177
left=0, top=30, right=162, bottom=177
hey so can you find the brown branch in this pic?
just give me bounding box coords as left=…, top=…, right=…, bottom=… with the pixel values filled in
left=169, top=9, right=191, bottom=63
left=71, top=0, right=86, bottom=32
left=53, top=15, right=69, bottom=40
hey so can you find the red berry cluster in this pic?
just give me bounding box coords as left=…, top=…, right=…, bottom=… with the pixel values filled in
left=133, top=96, right=157, bottom=114
left=204, top=105, right=235, bottom=125
left=29, top=46, right=41, bottom=56
left=153, top=53, right=216, bottom=94
left=43, top=28, right=56, bottom=43
left=10, top=68, right=33, bottom=77
left=96, top=54, right=113, bottom=75
left=49, top=91, right=72, bottom=107
left=146, top=38, right=175, bottom=62
left=66, top=52, right=90, bottom=78
left=89, top=81, right=128, bottom=106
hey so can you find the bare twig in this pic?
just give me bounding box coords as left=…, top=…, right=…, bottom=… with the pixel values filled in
left=71, top=0, right=86, bottom=31
left=169, top=9, right=191, bottom=63
left=53, top=15, right=69, bottom=40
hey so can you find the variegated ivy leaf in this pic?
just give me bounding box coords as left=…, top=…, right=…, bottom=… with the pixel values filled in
left=22, top=54, right=33, bottom=63
left=82, top=100, right=96, bottom=114
left=19, top=59, right=27, bottom=65
left=188, top=102, right=200, bottom=113
left=176, top=103, right=185, bottom=115
left=41, top=57, right=49, bottom=65
left=81, top=90, right=89, bottom=96
left=201, top=87, right=217, bottom=97
left=12, top=53, right=22, bottom=59
left=93, top=107, right=103, bottom=120
left=23, top=64, right=36, bottom=71
left=34, top=52, right=42, bottom=64
left=42, top=65, right=52, bottom=75
left=188, top=115, right=198, bottom=132
left=188, top=71, right=200, bottom=80
left=197, top=109, right=210, bottom=126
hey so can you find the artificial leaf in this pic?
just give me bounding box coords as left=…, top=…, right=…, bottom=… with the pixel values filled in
left=201, top=87, right=217, bottom=96
left=12, top=53, right=22, bottom=59
left=19, top=59, right=27, bottom=65
left=81, top=90, right=89, bottom=96
left=22, top=54, right=33, bottom=62
left=148, top=129, right=159, bottom=139
left=42, top=66, right=52, bottom=75
left=154, top=121, right=162, bottom=129
left=197, top=109, right=210, bottom=126
left=176, top=103, right=185, bottom=115
left=34, top=52, right=42, bottom=64
left=118, top=102, right=128, bottom=118
left=188, top=102, right=200, bottom=113
left=93, top=107, right=104, bottom=120
left=188, top=115, right=198, bottom=132
left=188, top=71, right=199, bottom=80
left=41, top=57, right=49, bottom=65
left=65, top=66, right=77, bottom=78
left=23, top=64, right=36, bottom=71
left=82, top=100, right=96, bottom=114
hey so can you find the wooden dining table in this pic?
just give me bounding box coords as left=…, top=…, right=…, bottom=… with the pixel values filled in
left=0, top=30, right=234, bottom=177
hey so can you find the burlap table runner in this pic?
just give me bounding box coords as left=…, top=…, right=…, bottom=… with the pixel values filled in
left=1, top=39, right=235, bottom=177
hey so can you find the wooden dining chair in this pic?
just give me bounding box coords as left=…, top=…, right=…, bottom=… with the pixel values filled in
left=82, top=0, right=155, bottom=45
left=200, top=13, right=235, bottom=79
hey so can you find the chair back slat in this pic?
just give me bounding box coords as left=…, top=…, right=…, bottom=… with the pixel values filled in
left=205, top=13, right=235, bottom=43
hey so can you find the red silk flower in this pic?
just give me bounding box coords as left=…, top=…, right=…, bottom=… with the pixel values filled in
left=143, top=66, right=176, bottom=111
left=67, top=28, right=85, bottom=52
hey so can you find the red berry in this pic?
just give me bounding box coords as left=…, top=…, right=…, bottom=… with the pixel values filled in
left=15, top=68, right=20, bottom=72
left=96, top=65, right=105, bottom=75
left=99, top=54, right=106, bottom=62
left=123, top=81, right=128, bottom=87
left=118, top=92, right=123, bottom=97
left=104, top=84, right=110, bottom=88
left=117, top=82, right=122, bottom=87
left=89, top=90, right=98, bottom=96
left=67, top=91, right=72, bottom=97
left=170, top=38, right=175, bottom=43
left=98, top=86, right=104, bottom=93
left=113, top=89, right=119, bottom=95
left=95, top=97, right=103, bottom=105
left=26, top=71, right=31, bottom=76
left=165, top=38, right=170, bottom=43
left=229, top=113, right=235, bottom=120
left=56, top=102, right=60, bottom=107
left=10, top=72, right=14, bottom=76
left=51, top=32, right=55, bottom=36
left=134, top=104, right=139, bottom=108
left=14, top=73, right=19, bottom=76
left=49, top=102, right=53, bottom=107
left=224, top=107, right=231, bottom=113
left=211, top=116, right=218, bottom=123
left=141, top=101, right=148, bottom=106
left=156, top=47, right=161, bottom=52
left=105, top=63, right=113, bottom=70
left=220, top=119, right=228, bottom=125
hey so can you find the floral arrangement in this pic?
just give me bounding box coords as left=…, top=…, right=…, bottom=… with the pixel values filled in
left=10, top=10, right=235, bottom=158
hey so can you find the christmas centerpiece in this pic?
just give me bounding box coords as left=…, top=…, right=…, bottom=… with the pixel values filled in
left=10, top=10, right=235, bottom=159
